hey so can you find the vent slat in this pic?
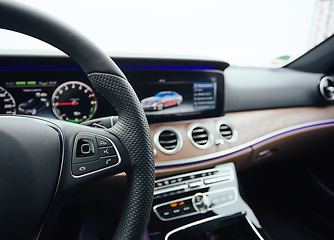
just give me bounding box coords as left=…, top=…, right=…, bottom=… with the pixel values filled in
left=192, top=128, right=206, bottom=133
left=192, top=134, right=209, bottom=139
left=158, top=130, right=178, bottom=152
left=191, top=127, right=209, bottom=146
left=219, top=124, right=234, bottom=140
left=163, top=145, right=177, bottom=149
left=160, top=133, right=175, bottom=137
left=159, top=139, right=177, bottom=144
left=220, top=130, right=232, bottom=135
left=196, top=139, right=208, bottom=144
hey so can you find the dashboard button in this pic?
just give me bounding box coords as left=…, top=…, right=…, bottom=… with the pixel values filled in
left=96, top=136, right=112, bottom=147
left=204, top=175, right=230, bottom=185
left=162, top=210, right=171, bottom=218
left=188, top=180, right=202, bottom=188
left=170, top=179, right=177, bottom=184
left=182, top=205, right=191, bottom=212
left=99, top=146, right=116, bottom=157
left=211, top=197, right=220, bottom=207
left=172, top=208, right=181, bottom=215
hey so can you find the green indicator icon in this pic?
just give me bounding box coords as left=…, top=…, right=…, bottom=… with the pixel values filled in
left=27, top=81, right=37, bottom=85
left=15, top=81, right=26, bottom=86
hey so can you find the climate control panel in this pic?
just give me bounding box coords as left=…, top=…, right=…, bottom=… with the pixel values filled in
left=153, top=165, right=237, bottom=221
left=153, top=187, right=236, bottom=221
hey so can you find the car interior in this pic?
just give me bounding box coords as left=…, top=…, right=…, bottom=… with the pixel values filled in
left=1, top=1, right=334, bottom=240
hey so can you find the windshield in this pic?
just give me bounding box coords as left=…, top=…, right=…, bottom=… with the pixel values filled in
left=0, top=0, right=332, bottom=67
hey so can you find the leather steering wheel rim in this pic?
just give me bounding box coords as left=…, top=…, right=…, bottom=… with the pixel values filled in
left=0, top=2, right=155, bottom=240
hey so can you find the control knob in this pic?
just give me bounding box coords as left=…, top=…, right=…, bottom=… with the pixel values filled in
left=192, top=193, right=210, bottom=213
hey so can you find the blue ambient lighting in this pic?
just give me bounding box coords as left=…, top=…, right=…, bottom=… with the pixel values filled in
left=0, top=65, right=215, bottom=71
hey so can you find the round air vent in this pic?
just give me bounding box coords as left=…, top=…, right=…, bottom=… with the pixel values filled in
left=319, top=76, right=334, bottom=101
left=188, top=124, right=213, bottom=149
left=154, top=127, right=182, bottom=154
left=216, top=121, right=238, bottom=143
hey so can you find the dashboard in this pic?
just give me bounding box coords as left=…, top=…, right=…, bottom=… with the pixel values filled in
left=1, top=56, right=333, bottom=173
left=2, top=55, right=334, bottom=240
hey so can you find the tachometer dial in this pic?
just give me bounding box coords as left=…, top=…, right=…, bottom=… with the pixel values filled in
left=0, top=86, right=16, bottom=114
left=51, top=81, right=97, bottom=123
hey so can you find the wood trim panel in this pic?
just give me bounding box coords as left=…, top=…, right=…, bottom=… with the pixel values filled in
left=150, top=106, right=334, bottom=167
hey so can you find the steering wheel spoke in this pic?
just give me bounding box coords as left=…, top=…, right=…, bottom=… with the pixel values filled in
left=57, top=119, right=132, bottom=182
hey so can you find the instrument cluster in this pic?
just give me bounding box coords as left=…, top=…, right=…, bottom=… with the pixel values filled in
left=0, top=79, right=100, bottom=123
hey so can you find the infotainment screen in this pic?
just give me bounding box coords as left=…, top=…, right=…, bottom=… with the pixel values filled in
left=125, top=69, right=224, bottom=122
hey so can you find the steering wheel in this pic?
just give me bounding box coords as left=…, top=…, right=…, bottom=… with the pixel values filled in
left=0, top=2, right=155, bottom=240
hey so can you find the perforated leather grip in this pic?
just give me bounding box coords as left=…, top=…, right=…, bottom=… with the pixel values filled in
left=88, top=73, right=155, bottom=240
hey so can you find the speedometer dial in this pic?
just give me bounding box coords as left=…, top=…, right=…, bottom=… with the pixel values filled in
left=51, top=81, right=97, bottom=123
left=0, top=86, right=16, bottom=114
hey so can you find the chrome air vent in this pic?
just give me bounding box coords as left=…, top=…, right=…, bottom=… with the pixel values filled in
left=217, top=121, right=238, bottom=143
left=319, top=76, right=334, bottom=101
left=154, top=127, right=182, bottom=154
left=188, top=124, right=213, bottom=149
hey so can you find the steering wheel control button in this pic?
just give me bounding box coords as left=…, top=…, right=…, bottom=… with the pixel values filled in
left=72, top=133, right=121, bottom=176
left=76, top=139, right=95, bottom=157
left=72, top=160, right=103, bottom=176
left=72, top=163, right=93, bottom=176
left=99, top=146, right=116, bottom=157
left=96, top=136, right=112, bottom=147
left=101, top=156, right=118, bottom=166
left=72, top=155, right=120, bottom=176
left=72, top=134, right=100, bottom=164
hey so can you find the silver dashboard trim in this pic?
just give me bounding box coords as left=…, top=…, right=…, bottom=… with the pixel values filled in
left=154, top=126, right=183, bottom=155
left=154, top=167, right=234, bottom=194
left=246, top=217, right=265, bottom=240
left=164, top=213, right=259, bottom=240
left=164, top=214, right=263, bottom=240
left=319, top=76, right=334, bottom=101
left=154, top=183, right=188, bottom=195
left=155, top=119, right=334, bottom=167
left=187, top=123, right=214, bottom=149
left=216, top=120, right=238, bottom=143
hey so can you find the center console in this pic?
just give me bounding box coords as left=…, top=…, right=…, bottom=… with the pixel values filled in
left=147, top=163, right=270, bottom=240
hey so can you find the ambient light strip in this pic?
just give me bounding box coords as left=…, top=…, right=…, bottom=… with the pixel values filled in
left=0, top=65, right=215, bottom=71
left=155, top=119, right=334, bottom=168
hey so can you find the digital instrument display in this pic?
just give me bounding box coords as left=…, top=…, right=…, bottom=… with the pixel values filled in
left=127, top=70, right=224, bottom=122
left=1, top=80, right=98, bottom=123
left=0, top=68, right=224, bottom=123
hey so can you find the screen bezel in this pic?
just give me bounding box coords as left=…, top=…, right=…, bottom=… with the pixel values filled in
left=124, top=69, right=225, bottom=123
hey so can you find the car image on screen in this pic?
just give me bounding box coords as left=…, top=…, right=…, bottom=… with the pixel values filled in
left=141, top=91, right=183, bottom=111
